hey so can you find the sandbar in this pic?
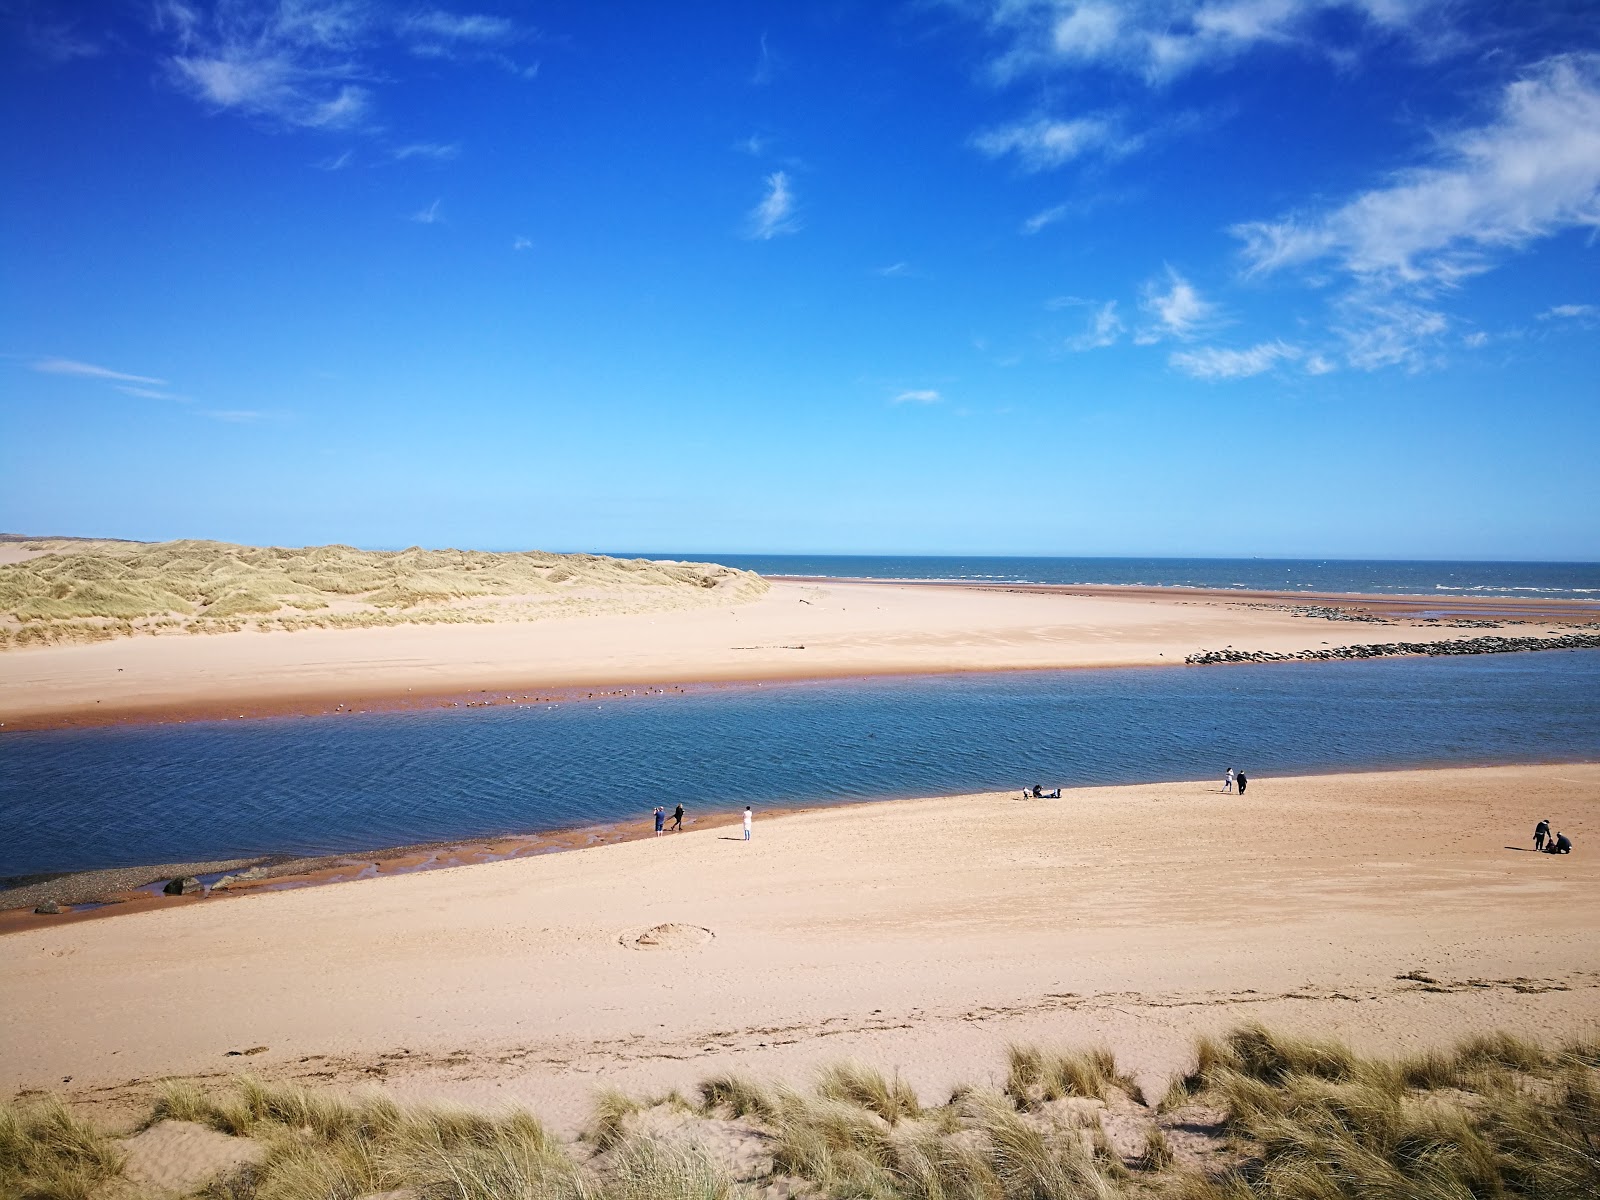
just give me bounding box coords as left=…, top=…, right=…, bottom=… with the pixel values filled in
left=3, top=579, right=1595, bottom=731
left=2, top=764, right=1594, bottom=1130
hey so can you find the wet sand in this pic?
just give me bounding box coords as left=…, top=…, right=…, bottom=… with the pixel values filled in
left=3, top=579, right=1595, bottom=732
left=2, top=764, right=1595, bottom=1131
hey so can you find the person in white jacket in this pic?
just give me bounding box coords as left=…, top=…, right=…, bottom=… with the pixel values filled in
left=743, top=806, right=752, bottom=841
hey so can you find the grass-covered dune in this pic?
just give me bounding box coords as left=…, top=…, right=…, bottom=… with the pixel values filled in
left=0, top=539, right=768, bottom=650
left=7, top=1025, right=1597, bottom=1199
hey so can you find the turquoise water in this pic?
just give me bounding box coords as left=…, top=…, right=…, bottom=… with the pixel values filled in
left=638, top=554, right=1600, bottom=599
left=3, top=651, right=1597, bottom=880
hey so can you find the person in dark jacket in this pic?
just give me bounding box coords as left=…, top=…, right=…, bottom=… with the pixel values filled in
left=670, top=803, right=685, bottom=832
left=1534, top=819, right=1550, bottom=851
left=1236, top=770, right=1248, bottom=795
left=1553, top=832, right=1572, bottom=854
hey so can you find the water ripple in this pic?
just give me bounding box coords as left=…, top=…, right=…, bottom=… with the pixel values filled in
left=2, top=652, right=1598, bottom=878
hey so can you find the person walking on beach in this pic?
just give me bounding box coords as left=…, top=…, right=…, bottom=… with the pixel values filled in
left=743, top=806, right=752, bottom=841
left=1534, top=819, right=1550, bottom=851
left=1222, top=768, right=1235, bottom=793
left=670, top=803, right=685, bottom=832
left=1235, top=770, right=1248, bottom=795
left=653, top=806, right=665, bottom=835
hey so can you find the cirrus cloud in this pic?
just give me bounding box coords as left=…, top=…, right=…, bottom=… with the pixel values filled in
left=1233, top=54, right=1600, bottom=288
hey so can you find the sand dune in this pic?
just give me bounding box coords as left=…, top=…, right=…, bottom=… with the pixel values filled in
left=2, top=765, right=1594, bottom=1131
left=0, top=538, right=767, bottom=651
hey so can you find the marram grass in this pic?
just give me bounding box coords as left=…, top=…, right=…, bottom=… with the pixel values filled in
left=6, top=1026, right=1598, bottom=1200
left=0, top=539, right=769, bottom=649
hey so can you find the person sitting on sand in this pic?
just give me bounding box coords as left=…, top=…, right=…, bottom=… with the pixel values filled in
left=1534, top=819, right=1550, bottom=851
left=1031, top=784, right=1043, bottom=798
left=670, top=803, right=685, bottom=832
left=1553, top=832, right=1572, bottom=854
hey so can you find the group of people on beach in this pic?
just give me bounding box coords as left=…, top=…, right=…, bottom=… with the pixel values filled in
left=654, top=804, right=754, bottom=840
left=1221, top=767, right=1249, bottom=794
left=1534, top=819, right=1572, bottom=855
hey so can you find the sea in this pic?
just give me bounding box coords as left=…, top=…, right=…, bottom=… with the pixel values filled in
left=649, top=555, right=1600, bottom=599
left=3, top=651, right=1598, bottom=880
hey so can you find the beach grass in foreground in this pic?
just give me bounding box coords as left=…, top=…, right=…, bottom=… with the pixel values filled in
left=6, top=1025, right=1597, bottom=1199
left=0, top=540, right=766, bottom=650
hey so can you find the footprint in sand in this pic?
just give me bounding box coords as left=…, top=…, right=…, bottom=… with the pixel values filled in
left=623, top=923, right=714, bottom=950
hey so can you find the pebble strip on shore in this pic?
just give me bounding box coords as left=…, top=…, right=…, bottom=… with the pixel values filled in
left=1186, top=631, right=1600, bottom=666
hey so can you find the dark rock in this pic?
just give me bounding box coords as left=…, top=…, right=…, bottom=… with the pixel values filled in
left=1186, top=632, right=1600, bottom=667
left=163, top=875, right=202, bottom=895
left=34, top=901, right=62, bottom=915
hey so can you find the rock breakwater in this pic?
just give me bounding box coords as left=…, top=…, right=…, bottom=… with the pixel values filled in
left=1186, top=632, right=1600, bottom=666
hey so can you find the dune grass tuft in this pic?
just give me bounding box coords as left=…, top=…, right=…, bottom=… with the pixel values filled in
left=1004, top=1044, right=1128, bottom=1107
left=697, top=1073, right=780, bottom=1121
left=587, top=1088, right=643, bottom=1151
left=13, top=1027, right=1600, bottom=1200
left=816, top=1062, right=922, bottom=1125
left=0, top=1096, right=124, bottom=1200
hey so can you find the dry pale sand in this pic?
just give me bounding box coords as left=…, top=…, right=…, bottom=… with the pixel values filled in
left=2, top=764, right=1595, bottom=1129
left=2, top=579, right=1582, bottom=730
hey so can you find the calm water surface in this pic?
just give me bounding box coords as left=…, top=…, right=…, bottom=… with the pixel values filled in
left=3, top=652, right=1598, bottom=879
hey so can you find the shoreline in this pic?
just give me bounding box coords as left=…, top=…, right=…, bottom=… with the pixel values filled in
left=0, top=804, right=769, bottom=931
left=3, top=578, right=1597, bottom=734
left=7, top=754, right=1596, bottom=931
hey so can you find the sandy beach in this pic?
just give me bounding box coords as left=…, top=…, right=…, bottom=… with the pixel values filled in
left=4, top=577, right=1595, bottom=731
left=3, top=764, right=1595, bottom=1131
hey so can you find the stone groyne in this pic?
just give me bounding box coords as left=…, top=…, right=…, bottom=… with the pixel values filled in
left=1186, top=632, right=1600, bottom=666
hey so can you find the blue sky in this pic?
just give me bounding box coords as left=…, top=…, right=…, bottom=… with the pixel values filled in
left=2, top=1, right=1597, bottom=558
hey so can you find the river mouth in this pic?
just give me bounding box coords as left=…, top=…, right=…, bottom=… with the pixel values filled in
left=2, top=652, right=1598, bottom=885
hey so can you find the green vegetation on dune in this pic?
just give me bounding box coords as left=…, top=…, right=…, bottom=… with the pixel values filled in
left=6, top=1026, right=1596, bottom=1199
left=0, top=539, right=768, bottom=650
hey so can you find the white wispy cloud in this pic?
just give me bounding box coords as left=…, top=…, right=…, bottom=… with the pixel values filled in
left=978, top=1, right=1451, bottom=85
left=1234, top=54, right=1600, bottom=288
left=1021, top=203, right=1071, bottom=235
left=116, top=385, right=190, bottom=402
left=1332, top=298, right=1448, bottom=370
left=751, top=32, right=779, bottom=85
left=202, top=409, right=266, bottom=423
left=512, top=236, right=533, bottom=251
left=875, top=262, right=912, bottom=278
left=393, top=142, right=460, bottom=161
left=1539, top=303, right=1599, bottom=320
left=1170, top=340, right=1300, bottom=379
left=31, top=358, right=165, bottom=385
left=747, top=171, right=798, bottom=239
left=159, top=0, right=374, bottom=130
left=400, top=10, right=516, bottom=43
left=314, top=149, right=353, bottom=170
left=409, top=198, right=444, bottom=224
left=1065, top=301, right=1123, bottom=351
left=892, top=389, right=942, bottom=404
left=971, top=113, right=1135, bottom=171
left=154, top=2, right=529, bottom=131
left=1137, top=268, right=1218, bottom=341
